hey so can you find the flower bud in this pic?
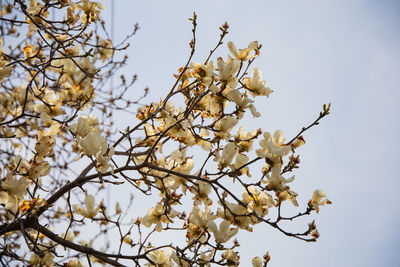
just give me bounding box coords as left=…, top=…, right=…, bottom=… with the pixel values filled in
left=292, top=136, right=305, bottom=149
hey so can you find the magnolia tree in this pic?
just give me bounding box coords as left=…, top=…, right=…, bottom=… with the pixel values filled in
left=0, top=1, right=331, bottom=266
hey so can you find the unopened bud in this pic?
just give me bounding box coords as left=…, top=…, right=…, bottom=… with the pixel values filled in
left=292, top=136, right=305, bottom=149
left=264, top=252, right=271, bottom=262
left=123, top=236, right=133, bottom=245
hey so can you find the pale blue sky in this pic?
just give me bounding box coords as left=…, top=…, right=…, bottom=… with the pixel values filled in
left=100, top=0, right=400, bottom=266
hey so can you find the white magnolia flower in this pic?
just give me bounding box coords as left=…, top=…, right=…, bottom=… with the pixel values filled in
left=98, top=38, right=113, bottom=62
left=225, top=90, right=254, bottom=110
left=170, top=149, right=185, bottom=163
left=235, top=127, right=260, bottom=152
left=33, top=90, right=64, bottom=122
left=164, top=158, right=193, bottom=191
left=278, top=189, right=299, bottom=206
left=190, top=61, right=216, bottom=86
left=35, top=123, right=60, bottom=157
left=147, top=249, right=173, bottom=266
left=248, top=104, right=261, bottom=118
left=197, top=129, right=212, bottom=151
left=217, top=56, right=240, bottom=88
left=264, top=165, right=295, bottom=191
left=220, top=142, right=237, bottom=166
left=0, top=172, right=30, bottom=213
left=187, top=206, right=215, bottom=244
left=311, top=189, right=330, bottom=213
left=207, top=220, right=239, bottom=244
left=10, top=155, right=29, bottom=173
left=222, top=249, right=240, bottom=266
left=142, top=123, right=158, bottom=147
left=256, top=130, right=291, bottom=162
left=78, top=130, right=107, bottom=156
left=95, top=145, right=114, bottom=173
left=234, top=153, right=250, bottom=176
left=207, top=94, right=228, bottom=117
left=242, top=186, right=274, bottom=216
left=73, top=194, right=101, bottom=218
left=189, top=205, right=214, bottom=228
left=228, top=41, right=258, bottom=61
left=214, top=115, right=238, bottom=139
left=142, top=203, right=179, bottom=232
left=243, top=68, right=273, bottom=97
left=71, top=116, right=91, bottom=137
left=199, top=249, right=215, bottom=264
left=191, top=181, right=212, bottom=206
left=29, top=157, right=51, bottom=180
left=77, top=0, right=104, bottom=23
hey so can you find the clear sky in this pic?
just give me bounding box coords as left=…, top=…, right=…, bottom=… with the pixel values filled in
left=100, top=0, right=400, bottom=266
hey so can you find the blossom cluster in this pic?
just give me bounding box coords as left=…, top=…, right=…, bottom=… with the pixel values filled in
left=0, top=4, right=331, bottom=267
left=131, top=32, right=331, bottom=265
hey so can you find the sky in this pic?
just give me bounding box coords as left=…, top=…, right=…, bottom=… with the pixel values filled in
left=98, top=0, right=400, bottom=266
